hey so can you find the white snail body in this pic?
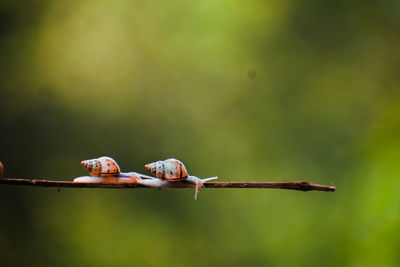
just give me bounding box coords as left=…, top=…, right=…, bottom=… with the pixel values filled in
left=142, top=158, right=218, bottom=199
left=73, top=173, right=139, bottom=183
left=81, top=156, right=120, bottom=177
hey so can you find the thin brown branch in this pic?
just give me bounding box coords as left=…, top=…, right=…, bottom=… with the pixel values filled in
left=0, top=178, right=336, bottom=192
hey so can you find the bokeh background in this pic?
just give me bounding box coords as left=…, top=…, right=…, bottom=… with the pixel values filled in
left=1, top=0, right=400, bottom=266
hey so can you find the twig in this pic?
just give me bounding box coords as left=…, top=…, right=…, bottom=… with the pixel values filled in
left=0, top=178, right=336, bottom=192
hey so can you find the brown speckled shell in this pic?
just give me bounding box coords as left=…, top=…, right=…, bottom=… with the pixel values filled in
left=144, top=158, right=188, bottom=181
left=81, top=156, right=120, bottom=177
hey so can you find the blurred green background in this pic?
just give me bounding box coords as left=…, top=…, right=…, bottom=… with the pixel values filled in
left=1, top=0, right=400, bottom=266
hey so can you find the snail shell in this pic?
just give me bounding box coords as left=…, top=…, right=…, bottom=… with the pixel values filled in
left=0, top=161, right=3, bottom=179
left=81, top=156, right=120, bottom=177
left=144, top=158, right=188, bottom=181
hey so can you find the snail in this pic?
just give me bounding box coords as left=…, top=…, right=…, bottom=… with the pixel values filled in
left=0, top=161, right=4, bottom=179
left=139, top=158, right=218, bottom=200
left=80, top=156, right=121, bottom=177
left=74, top=156, right=139, bottom=183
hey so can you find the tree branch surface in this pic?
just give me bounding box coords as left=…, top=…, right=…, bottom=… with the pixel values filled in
left=0, top=161, right=336, bottom=192
left=0, top=178, right=336, bottom=192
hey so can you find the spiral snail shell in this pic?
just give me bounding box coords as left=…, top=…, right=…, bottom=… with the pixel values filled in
left=144, top=158, right=188, bottom=181
left=81, top=156, right=120, bottom=177
left=0, top=161, right=4, bottom=179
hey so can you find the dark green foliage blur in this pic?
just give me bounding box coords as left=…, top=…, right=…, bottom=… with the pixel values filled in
left=1, top=0, right=400, bottom=266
